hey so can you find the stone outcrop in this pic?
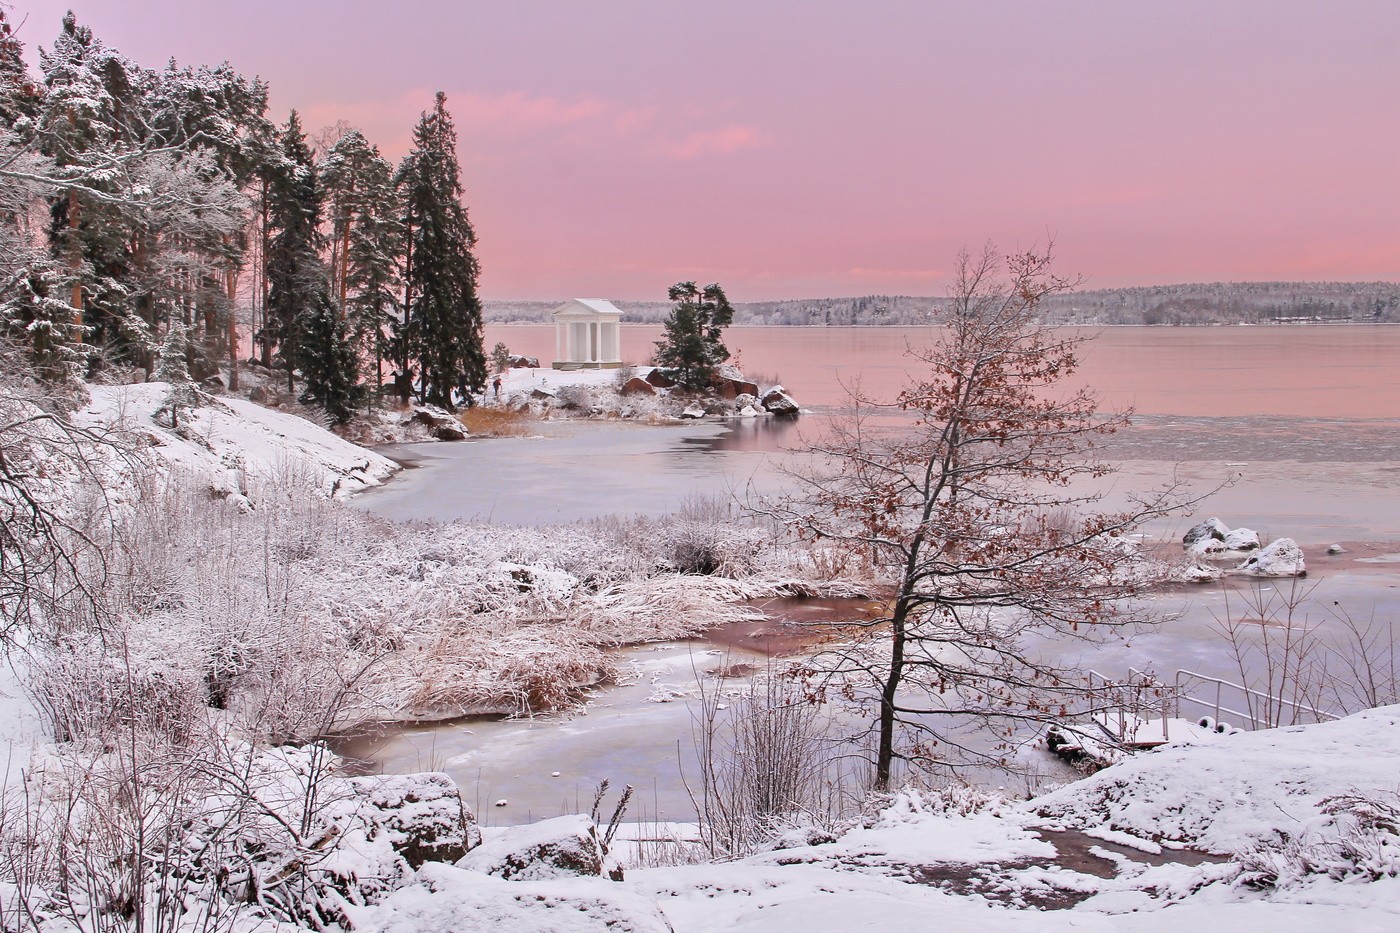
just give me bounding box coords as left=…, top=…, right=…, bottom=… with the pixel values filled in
left=620, top=376, right=655, bottom=396
left=714, top=376, right=760, bottom=399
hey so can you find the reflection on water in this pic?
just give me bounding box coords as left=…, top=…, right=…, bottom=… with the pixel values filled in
left=680, top=413, right=803, bottom=453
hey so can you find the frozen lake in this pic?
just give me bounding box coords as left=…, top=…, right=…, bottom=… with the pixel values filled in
left=348, top=325, right=1400, bottom=823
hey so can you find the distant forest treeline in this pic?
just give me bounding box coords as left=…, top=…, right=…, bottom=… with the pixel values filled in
left=486, top=282, right=1400, bottom=326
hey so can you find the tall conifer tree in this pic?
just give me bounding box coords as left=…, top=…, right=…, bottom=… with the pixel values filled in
left=264, top=111, right=361, bottom=420
left=396, top=92, right=484, bottom=408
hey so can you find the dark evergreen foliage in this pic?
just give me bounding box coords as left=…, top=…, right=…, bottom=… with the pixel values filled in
left=297, top=292, right=364, bottom=424
left=396, top=92, right=484, bottom=408
left=321, top=130, right=402, bottom=390
left=652, top=282, right=734, bottom=390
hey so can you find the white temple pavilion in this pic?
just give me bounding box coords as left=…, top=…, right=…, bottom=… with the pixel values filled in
left=551, top=298, right=623, bottom=370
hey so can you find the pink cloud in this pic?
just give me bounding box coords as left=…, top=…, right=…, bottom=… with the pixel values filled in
left=653, top=124, right=769, bottom=161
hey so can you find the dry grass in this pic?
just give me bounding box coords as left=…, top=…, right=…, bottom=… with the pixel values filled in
left=458, top=406, right=534, bottom=437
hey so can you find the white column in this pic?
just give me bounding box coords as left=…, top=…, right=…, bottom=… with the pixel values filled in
left=555, top=320, right=562, bottom=365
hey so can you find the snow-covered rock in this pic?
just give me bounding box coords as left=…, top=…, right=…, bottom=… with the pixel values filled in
left=733, top=392, right=758, bottom=410
left=1327, top=543, right=1346, bottom=555
left=1223, top=527, right=1260, bottom=551
left=458, top=814, right=605, bottom=881
left=679, top=403, right=706, bottom=420
left=760, top=385, right=800, bottom=415
left=343, top=772, right=482, bottom=869
left=620, top=376, right=655, bottom=396
left=1180, top=562, right=1224, bottom=583
left=715, top=376, right=759, bottom=399
left=1237, top=537, right=1306, bottom=577
left=1182, top=517, right=1230, bottom=548
left=739, top=404, right=761, bottom=418
left=1187, top=536, right=1228, bottom=557
left=405, top=404, right=466, bottom=440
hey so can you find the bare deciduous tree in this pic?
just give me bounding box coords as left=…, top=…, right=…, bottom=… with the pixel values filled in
left=772, top=244, right=1186, bottom=788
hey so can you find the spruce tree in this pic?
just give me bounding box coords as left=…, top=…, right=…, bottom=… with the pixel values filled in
left=264, top=111, right=361, bottom=421
left=396, top=92, right=484, bottom=409
left=321, top=130, right=402, bottom=394
left=297, top=292, right=364, bottom=424
left=154, top=320, right=198, bottom=428
left=653, top=282, right=735, bottom=390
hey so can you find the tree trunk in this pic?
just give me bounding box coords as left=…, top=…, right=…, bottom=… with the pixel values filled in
left=226, top=263, right=240, bottom=391
left=875, top=597, right=909, bottom=789
left=67, top=190, right=82, bottom=336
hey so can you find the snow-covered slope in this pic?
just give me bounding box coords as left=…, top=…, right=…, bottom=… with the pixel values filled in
left=347, top=708, right=1400, bottom=931
left=75, top=383, right=398, bottom=503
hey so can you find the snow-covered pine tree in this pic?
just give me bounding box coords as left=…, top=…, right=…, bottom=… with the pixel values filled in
left=0, top=12, right=86, bottom=387
left=146, top=61, right=273, bottom=390
left=36, top=12, right=153, bottom=370
left=320, top=129, right=402, bottom=394
left=154, top=320, right=198, bottom=428
left=0, top=10, right=38, bottom=127
left=297, top=291, right=364, bottom=424
left=263, top=111, right=327, bottom=391
left=396, top=92, right=484, bottom=409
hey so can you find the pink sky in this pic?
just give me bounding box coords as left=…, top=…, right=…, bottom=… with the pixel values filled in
left=11, top=1, right=1400, bottom=300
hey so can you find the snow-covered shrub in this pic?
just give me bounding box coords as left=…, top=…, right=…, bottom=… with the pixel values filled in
left=556, top=383, right=594, bottom=411
left=1236, top=789, right=1400, bottom=888
left=0, top=737, right=474, bottom=933
left=26, top=639, right=206, bottom=745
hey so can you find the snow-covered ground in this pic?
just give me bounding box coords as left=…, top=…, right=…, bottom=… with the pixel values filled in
left=346, top=707, right=1400, bottom=931
left=74, top=382, right=398, bottom=504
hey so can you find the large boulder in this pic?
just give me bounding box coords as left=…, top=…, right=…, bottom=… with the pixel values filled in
left=1187, top=536, right=1228, bottom=558
left=760, top=385, right=800, bottom=416
left=433, top=423, right=466, bottom=441
left=1182, top=517, right=1229, bottom=549
left=1223, top=527, right=1260, bottom=552
left=343, top=772, right=483, bottom=869
left=457, top=813, right=603, bottom=881
left=715, top=377, right=760, bottom=400
left=620, top=376, right=655, bottom=396
left=405, top=404, right=466, bottom=440
left=1238, top=537, right=1306, bottom=577
left=679, top=403, right=706, bottom=420
left=407, top=404, right=456, bottom=430
left=508, top=354, right=540, bottom=369
left=644, top=368, right=676, bottom=388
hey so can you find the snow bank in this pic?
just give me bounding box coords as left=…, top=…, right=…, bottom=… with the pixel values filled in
left=1033, top=704, right=1400, bottom=853
left=75, top=383, right=397, bottom=502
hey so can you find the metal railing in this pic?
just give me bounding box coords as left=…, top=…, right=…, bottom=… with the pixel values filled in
left=1083, top=667, right=1339, bottom=746
left=1171, top=669, right=1339, bottom=731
